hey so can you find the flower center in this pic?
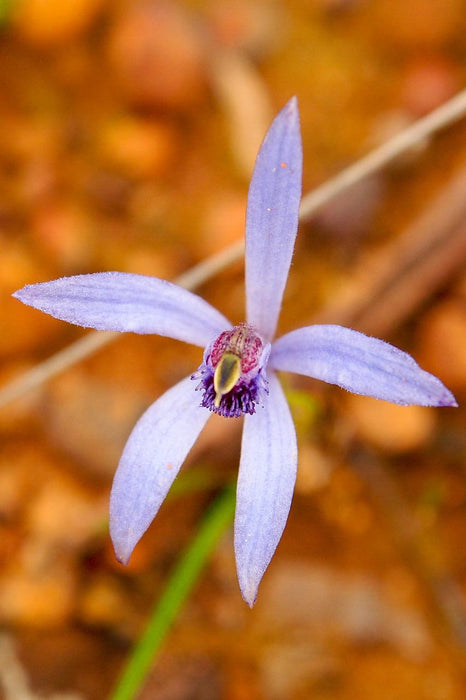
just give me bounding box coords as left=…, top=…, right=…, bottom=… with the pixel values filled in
left=192, top=323, right=269, bottom=418
left=213, top=353, right=241, bottom=408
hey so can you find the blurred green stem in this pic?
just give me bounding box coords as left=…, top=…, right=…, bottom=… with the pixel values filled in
left=110, top=484, right=236, bottom=700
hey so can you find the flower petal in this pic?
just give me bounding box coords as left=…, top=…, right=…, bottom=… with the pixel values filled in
left=110, top=376, right=211, bottom=564
left=13, top=272, right=231, bottom=347
left=234, top=372, right=297, bottom=606
left=270, top=325, right=457, bottom=407
left=245, top=97, right=303, bottom=341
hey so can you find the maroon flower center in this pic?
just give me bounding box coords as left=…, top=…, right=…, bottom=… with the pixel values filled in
left=192, top=323, right=268, bottom=418
left=210, top=323, right=264, bottom=373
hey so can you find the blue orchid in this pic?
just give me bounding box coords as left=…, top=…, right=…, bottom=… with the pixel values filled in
left=13, top=98, right=456, bottom=606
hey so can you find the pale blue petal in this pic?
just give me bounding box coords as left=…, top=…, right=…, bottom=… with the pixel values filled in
left=245, top=97, right=302, bottom=341
left=235, top=372, right=297, bottom=606
left=270, top=325, right=457, bottom=407
left=13, top=272, right=231, bottom=347
left=110, top=376, right=211, bottom=564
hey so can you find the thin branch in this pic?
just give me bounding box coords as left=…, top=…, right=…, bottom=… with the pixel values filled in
left=1, top=89, right=466, bottom=408
left=174, top=239, right=244, bottom=290
left=299, top=88, right=466, bottom=219
left=0, top=331, right=119, bottom=407
left=313, top=161, right=466, bottom=336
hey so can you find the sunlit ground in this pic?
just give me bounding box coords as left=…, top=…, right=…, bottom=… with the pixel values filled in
left=0, top=0, right=465, bottom=698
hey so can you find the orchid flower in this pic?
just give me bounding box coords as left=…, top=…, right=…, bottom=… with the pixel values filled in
left=13, top=98, right=457, bottom=606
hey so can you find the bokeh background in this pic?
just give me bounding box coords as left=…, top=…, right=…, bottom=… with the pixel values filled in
left=0, top=0, right=466, bottom=697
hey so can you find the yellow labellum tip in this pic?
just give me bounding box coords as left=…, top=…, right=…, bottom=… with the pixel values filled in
left=214, top=353, right=241, bottom=406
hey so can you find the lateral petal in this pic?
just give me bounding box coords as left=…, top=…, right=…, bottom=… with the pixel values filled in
left=13, top=272, right=231, bottom=347
left=245, top=97, right=303, bottom=341
left=110, top=376, right=211, bottom=564
left=235, top=373, right=298, bottom=606
left=270, top=325, right=457, bottom=407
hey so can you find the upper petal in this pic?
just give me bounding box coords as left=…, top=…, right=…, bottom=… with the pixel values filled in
left=110, top=375, right=211, bottom=564
left=13, top=272, right=232, bottom=347
left=245, top=97, right=303, bottom=341
left=270, top=324, right=457, bottom=407
left=234, top=372, right=297, bottom=607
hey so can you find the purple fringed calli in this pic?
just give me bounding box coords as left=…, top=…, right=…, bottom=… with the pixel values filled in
left=13, top=98, right=457, bottom=606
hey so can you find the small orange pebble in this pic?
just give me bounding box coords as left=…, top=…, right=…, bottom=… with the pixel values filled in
left=97, top=117, right=177, bottom=180
left=78, top=575, right=132, bottom=629
left=368, top=0, right=464, bottom=48
left=30, top=200, right=94, bottom=270
left=207, top=0, right=281, bottom=54
left=199, top=192, right=246, bottom=256
left=417, top=299, right=466, bottom=391
left=0, top=550, right=76, bottom=627
left=346, top=395, right=437, bottom=453
left=107, top=1, right=208, bottom=111
left=400, top=54, right=461, bottom=117
left=11, top=0, right=107, bottom=47
left=27, top=475, right=108, bottom=549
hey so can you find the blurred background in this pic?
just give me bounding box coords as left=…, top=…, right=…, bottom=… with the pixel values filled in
left=0, top=0, right=466, bottom=697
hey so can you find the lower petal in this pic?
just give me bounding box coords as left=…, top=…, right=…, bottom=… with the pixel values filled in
left=270, top=325, right=457, bottom=407
left=110, top=376, right=211, bottom=564
left=234, top=372, right=297, bottom=606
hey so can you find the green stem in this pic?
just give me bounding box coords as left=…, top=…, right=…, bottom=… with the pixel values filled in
left=110, top=484, right=236, bottom=700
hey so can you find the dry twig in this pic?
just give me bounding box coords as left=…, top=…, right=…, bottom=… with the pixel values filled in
left=314, top=162, right=466, bottom=336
